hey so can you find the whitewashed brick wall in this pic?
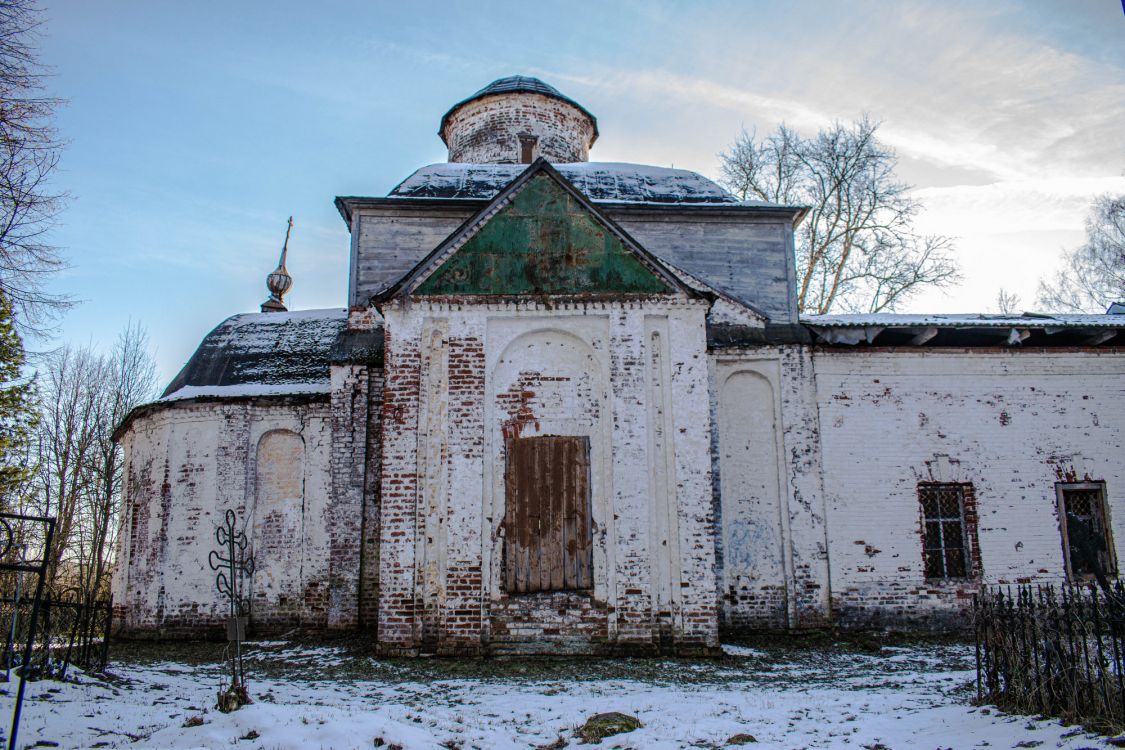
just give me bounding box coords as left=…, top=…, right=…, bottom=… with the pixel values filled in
left=377, top=298, right=718, bottom=655
left=112, top=398, right=334, bottom=635
left=442, top=92, right=596, bottom=164
left=813, top=348, right=1125, bottom=628
left=711, top=345, right=831, bottom=632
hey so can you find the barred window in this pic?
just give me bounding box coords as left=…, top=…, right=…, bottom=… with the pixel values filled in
left=1058, top=482, right=1116, bottom=580
left=919, top=483, right=971, bottom=579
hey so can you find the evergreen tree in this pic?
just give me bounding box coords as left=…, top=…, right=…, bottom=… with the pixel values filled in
left=0, top=287, right=36, bottom=506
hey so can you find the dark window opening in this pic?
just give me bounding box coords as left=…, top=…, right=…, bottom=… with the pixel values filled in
left=920, top=483, right=972, bottom=579
left=128, top=503, right=140, bottom=566
left=1058, top=482, right=1116, bottom=580
left=519, top=135, right=539, bottom=164
left=503, top=435, right=592, bottom=593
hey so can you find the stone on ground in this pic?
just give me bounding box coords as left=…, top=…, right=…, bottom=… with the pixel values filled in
left=575, top=712, right=642, bottom=743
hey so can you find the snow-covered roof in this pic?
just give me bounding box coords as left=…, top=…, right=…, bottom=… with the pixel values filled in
left=802, top=312, right=1123, bottom=347
left=388, top=162, right=749, bottom=205
left=159, top=382, right=331, bottom=402
left=804, top=313, right=1124, bottom=329
left=160, top=308, right=349, bottom=399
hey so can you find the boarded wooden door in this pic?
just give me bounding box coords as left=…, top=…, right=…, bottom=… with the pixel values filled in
left=504, top=436, right=592, bottom=593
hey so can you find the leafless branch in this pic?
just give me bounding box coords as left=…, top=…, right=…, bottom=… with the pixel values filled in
left=719, top=116, right=960, bottom=313
left=1036, top=194, right=1125, bottom=313
left=0, top=0, right=71, bottom=336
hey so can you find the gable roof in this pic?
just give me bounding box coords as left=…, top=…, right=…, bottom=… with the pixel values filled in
left=375, top=159, right=706, bottom=303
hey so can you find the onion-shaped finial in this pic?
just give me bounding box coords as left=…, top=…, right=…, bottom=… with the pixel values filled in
left=261, top=216, right=294, bottom=313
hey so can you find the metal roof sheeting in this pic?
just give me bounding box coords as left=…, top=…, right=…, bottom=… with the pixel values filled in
left=803, top=313, right=1122, bottom=347
left=160, top=308, right=348, bottom=398
left=804, top=313, right=1124, bottom=329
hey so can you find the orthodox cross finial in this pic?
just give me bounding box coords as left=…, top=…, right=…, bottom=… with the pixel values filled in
left=261, top=216, right=294, bottom=313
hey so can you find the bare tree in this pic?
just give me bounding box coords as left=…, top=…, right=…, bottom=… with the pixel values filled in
left=1036, top=194, right=1125, bottom=313
left=78, top=323, right=156, bottom=600
left=719, top=118, right=959, bottom=314
left=996, top=288, right=1022, bottom=315
left=31, top=325, right=156, bottom=595
left=0, top=0, right=70, bottom=335
left=34, top=343, right=103, bottom=589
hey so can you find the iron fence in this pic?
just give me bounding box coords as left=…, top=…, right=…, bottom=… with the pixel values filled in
left=975, top=582, right=1125, bottom=732
left=0, top=590, right=112, bottom=679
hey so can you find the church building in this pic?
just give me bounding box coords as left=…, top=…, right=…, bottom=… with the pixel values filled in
left=111, top=76, right=1125, bottom=655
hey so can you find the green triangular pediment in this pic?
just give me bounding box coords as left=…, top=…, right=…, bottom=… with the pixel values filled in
left=414, top=171, right=675, bottom=296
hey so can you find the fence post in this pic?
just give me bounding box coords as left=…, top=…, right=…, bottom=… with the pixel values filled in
left=974, top=591, right=983, bottom=703
left=7, top=517, right=55, bottom=750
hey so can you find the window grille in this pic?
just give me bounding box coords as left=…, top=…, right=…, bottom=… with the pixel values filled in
left=1058, top=482, right=1116, bottom=580
left=919, top=483, right=970, bottom=579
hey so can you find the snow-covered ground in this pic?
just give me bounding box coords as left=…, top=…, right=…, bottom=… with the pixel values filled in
left=0, top=639, right=1116, bottom=749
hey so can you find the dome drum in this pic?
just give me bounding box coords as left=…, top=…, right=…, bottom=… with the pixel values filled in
left=439, top=77, right=597, bottom=164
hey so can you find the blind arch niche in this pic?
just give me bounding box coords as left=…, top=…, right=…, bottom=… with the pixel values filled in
left=251, top=429, right=306, bottom=622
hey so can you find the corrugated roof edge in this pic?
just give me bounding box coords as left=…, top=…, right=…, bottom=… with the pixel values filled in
left=802, top=312, right=1123, bottom=348
left=803, top=313, right=1123, bottom=328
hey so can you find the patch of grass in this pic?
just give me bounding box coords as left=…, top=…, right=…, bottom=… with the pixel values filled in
left=575, top=712, right=641, bottom=743
left=106, top=634, right=978, bottom=704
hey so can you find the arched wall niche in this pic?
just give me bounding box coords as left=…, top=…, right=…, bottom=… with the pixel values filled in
left=491, top=327, right=605, bottom=441
left=485, top=324, right=612, bottom=604
left=717, top=368, right=789, bottom=628
left=251, top=428, right=306, bottom=620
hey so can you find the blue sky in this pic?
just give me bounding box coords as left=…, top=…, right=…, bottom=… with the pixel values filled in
left=37, top=0, right=1125, bottom=385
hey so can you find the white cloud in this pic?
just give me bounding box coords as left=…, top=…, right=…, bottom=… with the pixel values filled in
left=914, top=176, right=1125, bottom=237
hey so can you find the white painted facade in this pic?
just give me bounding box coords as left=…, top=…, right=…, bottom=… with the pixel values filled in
left=111, top=76, right=1125, bottom=650
left=375, top=299, right=718, bottom=654
left=705, top=345, right=1125, bottom=631
left=814, top=349, right=1125, bottom=626
left=112, top=399, right=335, bottom=635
